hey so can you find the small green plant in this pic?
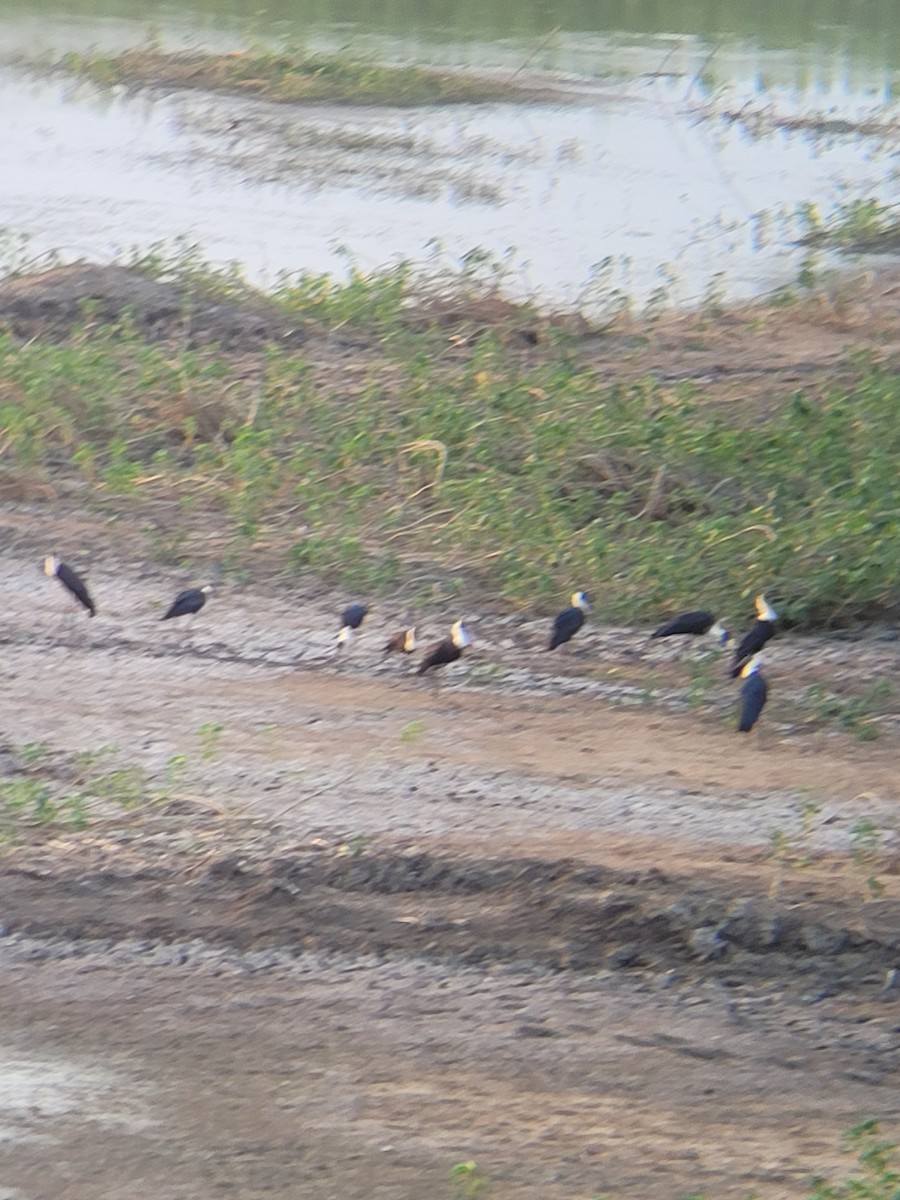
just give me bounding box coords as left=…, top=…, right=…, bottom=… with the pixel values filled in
left=165, top=753, right=189, bottom=788
left=767, top=796, right=821, bottom=892
left=19, top=741, right=50, bottom=766
left=72, top=743, right=118, bottom=773
left=0, top=778, right=88, bottom=839
left=686, top=658, right=716, bottom=710
left=400, top=720, right=426, bottom=743
left=450, top=1160, right=487, bottom=1200
left=335, top=834, right=371, bottom=859
left=802, top=680, right=893, bottom=741
left=800, top=198, right=900, bottom=254
left=197, top=722, right=225, bottom=761
left=850, top=819, right=887, bottom=900
left=807, top=1120, right=900, bottom=1199
left=87, top=765, right=148, bottom=809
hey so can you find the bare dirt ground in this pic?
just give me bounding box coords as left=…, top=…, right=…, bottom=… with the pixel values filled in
left=0, top=513, right=898, bottom=1200
left=0, top=259, right=899, bottom=1198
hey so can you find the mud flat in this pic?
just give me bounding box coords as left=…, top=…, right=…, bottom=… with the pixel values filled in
left=0, top=531, right=898, bottom=1198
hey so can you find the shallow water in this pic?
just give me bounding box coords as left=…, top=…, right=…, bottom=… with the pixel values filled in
left=1, top=3, right=898, bottom=310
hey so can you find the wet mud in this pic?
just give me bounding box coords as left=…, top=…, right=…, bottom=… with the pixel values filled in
left=0, top=528, right=898, bottom=1199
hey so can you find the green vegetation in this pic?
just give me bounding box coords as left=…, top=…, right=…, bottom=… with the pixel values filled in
left=767, top=795, right=822, bottom=881
left=0, top=741, right=149, bottom=840
left=399, top=720, right=426, bottom=743
left=0, top=736, right=226, bottom=842
left=32, top=41, right=539, bottom=107
left=802, top=680, right=894, bottom=741
left=799, top=199, right=900, bottom=253
left=1, top=251, right=897, bottom=631
left=850, top=819, right=887, bottom=901
left=197, top=721, right=225, bottom=761
left=482, top=1122, right=900, bottom=1198
left=808, top=1121, right=900, bottom=1200
left=450, top=1161, right=487, bottom=1199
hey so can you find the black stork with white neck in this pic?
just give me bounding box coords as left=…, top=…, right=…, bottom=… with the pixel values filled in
left=44, top=556, right=96, bottom=617
left=163, top=585, right=212, bottom=621
left=730, top=595, right=778, bottom=678
left=652, top=609, right=730, bottom=645
left=337, top=603, right=369, bottom=650
left=547, top=591, right=590, bottom=651
left=417, top=620, right=471, bottom=676
left=737, top=654, right=768, bottom=732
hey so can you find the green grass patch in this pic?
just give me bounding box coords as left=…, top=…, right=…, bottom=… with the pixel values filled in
left=0, top=257, right=898, bottom=628
left=0, top=741, right=146, bottom=841
left=0, top=732, right=235, bottom=843
left=30, top=40, right=542, bottom=107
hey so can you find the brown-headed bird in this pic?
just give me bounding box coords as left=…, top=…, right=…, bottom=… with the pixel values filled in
left=384, top=627, right=416, bottom=655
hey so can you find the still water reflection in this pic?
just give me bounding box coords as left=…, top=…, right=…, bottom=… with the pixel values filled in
left=1, top=2, right=897, bottom=310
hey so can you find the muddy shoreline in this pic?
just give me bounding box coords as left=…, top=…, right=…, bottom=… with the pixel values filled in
left=0, top=523, right=897, bottom=1196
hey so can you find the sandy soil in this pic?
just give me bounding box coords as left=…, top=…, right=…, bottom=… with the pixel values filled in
left=0, top=520, right=898, bottom=1200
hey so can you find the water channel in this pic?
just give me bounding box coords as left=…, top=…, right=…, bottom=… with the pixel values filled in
left=2, top=1, right=898, bottom=311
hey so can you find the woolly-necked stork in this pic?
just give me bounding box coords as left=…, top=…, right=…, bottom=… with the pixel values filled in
left=652, top=609, right=730, bottom=645
left=44, top=556, right=96, bottom=617
left=163, top=585, right=212, bottom=621
left=337, top=603, right=369, bottom=649
left=547, top=591, right=590, bottom=651
left=730, top=595, right=778, bottom=678
left=737, top=654, right=768, bottom=732
left=384, top=627, right=416, bottom=655
left=417, top=620, right=471, bottom=675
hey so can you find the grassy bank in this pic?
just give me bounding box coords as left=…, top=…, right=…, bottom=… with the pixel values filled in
left=28, top=42, right=552, bottom=107
left=0, top=257, right=898, bottom=628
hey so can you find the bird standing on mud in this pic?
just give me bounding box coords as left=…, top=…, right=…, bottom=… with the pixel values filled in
left=737, top=654, right=768, bottom=732
left=730, top=595, right=777, bottom=678
left=44, top=556, right=96, bottom=617
left=163, top=585, right=212, bottom=621
left=417, top=620, right=471, bottom=676
left=337, top=603, right=369, bottom=650
left=384, top=627, right=416, bottom=655
left=652, top=609, right=730, bottom=645
left=548, top=591, right=590, bottom=651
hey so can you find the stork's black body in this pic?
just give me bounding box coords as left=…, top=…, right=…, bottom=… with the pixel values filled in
left=417, top=620, right=470, bottom=676
left=163, top=586, right=210, bottom=620
left=418, top=639, right=462, bottom=674
left=730, top=595, right=778, bottom=678
left=653, top=610, right=716, bottom=638
left=738, top=667, right=769, bottom=732
left=337, top=603, right=369, bottom=649
left=730, top=620, right=776, bottom=677
left=341, top=604, right=368, bottom=631
left=550, top=608, right=584, bottom=650
left=44, top=557, right=96, bottom=617
left=547, top=591, right=590, bottom=651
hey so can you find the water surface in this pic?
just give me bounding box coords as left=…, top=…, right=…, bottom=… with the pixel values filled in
left=1, top=2, right=898, bottom=310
